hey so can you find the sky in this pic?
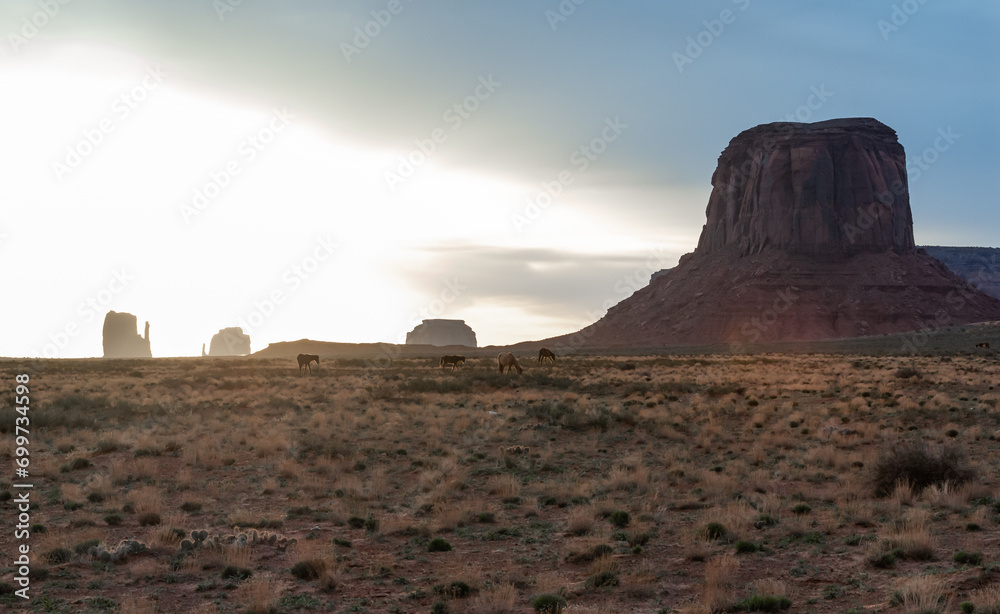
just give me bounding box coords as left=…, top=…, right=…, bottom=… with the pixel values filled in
left=1, top=0, right=997, bottom=358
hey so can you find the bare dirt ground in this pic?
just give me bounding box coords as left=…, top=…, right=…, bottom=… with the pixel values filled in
left=2, top=350, right=1000, bottom=613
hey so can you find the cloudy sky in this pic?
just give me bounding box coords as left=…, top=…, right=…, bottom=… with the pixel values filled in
left=2, top=0, right=997, bottom=358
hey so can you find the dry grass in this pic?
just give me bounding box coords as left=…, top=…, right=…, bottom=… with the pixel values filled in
left=566, top=505, right=595, bottom=536
left=892, top=575, right=950, bottom=613
left=120, top=596, right=157, bottom=614
left=876, top=507, right=936, bottom=561
left=486, top=474, right=521, bottom=499
left=703, top=555, right=740, bottom=613
left=968, top=585, right=1000, bottom=613
left=235, top=573, right=283, bottom=614
left=468, top=582, right=518, bottom=614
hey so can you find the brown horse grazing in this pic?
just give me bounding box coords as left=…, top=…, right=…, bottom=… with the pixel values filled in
left=537, top=348, right=556, bottom=365
left=976, top=342, right=991, bottom=349
left=297, top=353, right=320, bottom=374
left=497, top=352, right=522, bottom=374
left=440, top=355, right=466, bottom=369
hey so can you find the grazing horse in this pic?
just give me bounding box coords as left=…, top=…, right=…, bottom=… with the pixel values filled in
left=537, top=348, right=556, bottom=365
left=497, top=352, right=522, bottom=374
left=297, top=353, right=320, bottom=374
left=976, top=342, right=991, bottom=349
left=440, top=355, right=466, bottom=369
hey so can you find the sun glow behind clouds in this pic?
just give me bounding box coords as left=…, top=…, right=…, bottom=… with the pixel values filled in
left=5, top=43, right=670, bottom=358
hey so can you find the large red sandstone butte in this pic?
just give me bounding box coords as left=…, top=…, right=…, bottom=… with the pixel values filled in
left=547, top=118, right=1000, bottom=348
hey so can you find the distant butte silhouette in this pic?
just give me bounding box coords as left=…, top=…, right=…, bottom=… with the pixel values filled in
left=405, top=319, right=477, bottom=347
left=207, top=327, right=252, bottom=356
left=102, top=311, right=151, bottom=358
left=546, top=118, right=1000, bottom=348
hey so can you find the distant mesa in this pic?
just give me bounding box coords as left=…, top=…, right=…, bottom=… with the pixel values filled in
left=207, top=327, right=252, bottom=356
left=405, top=319, right=477, bottom=347
left=546, top=118, right=1000, bottom=348
left=102, top=311, right=151, bottom=358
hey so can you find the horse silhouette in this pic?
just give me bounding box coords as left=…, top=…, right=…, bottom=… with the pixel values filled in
left=440, top=355, right=466, bottom=369
left=537, top=348, right=556, bottom=365
left=297, top=353, right=319, bottom=374
left=976, top=342, right=991, bottom=349
left=497, top=352, right=522, bottom=374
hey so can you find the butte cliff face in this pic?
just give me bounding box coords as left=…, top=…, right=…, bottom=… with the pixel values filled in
left=405, top=319, right=477, bottom=347
left=208, top=327, right=252, bottom=356
left=102, top=311, right=152, bottom=358
left=547, top=118, right=1000, bottom=348
left=698, top=118, right=914, bottom=257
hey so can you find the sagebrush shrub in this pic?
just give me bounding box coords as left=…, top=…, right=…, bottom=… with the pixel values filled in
left=872, top=441, right=975, bottom=497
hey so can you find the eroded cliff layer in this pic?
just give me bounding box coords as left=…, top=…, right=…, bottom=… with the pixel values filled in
left=698, top=118, right=913, bottom=257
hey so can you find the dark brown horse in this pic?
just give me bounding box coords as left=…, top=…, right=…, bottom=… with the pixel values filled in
left=297, top=353, right=319, bottom=374
left=537, top=348, right=556, bottom=365
left=440, top=355, right=466, bottom=369
left=976, top=342, right=991, bottom=349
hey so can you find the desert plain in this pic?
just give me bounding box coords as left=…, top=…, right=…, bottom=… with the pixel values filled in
left=3, top=343, right=1000, bottom=614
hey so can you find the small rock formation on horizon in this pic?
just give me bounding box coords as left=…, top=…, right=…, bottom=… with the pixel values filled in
left=546, top=118, right=1000, bottom=348
left=208, top=327, right=252, bottom=356
left=405, top=319, right=477, bottom=347
left=102, top=311, right=151, bottom=358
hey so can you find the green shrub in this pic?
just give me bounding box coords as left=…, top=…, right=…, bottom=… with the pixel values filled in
left=530, top=593, right=568, bottom=613
left=585, top=571, right=619, bottom=589
left=954, top=551, right=983, bottom=566
left=735, top=540, right=761, bottom=554
left=221, top=566, right=252, bottom=580
left=791, top=504, right=811, bottom=515
left=347, top=516, right=365, bottom=529
left=428, top=538, right=452, bottom=552
left=290, top=559, right=326, bottom=581
left=68, top=457, right=90, bottom=471
left=73, top=539, right=101, bottom=555
left=608, top=511, right=630, bottom=528
left=45, top=547, right=73, bottom=564
left=868, top=548, right=901, bottom=568
left=103, top=514, right=123, bottom=526
left=702, top=522, right=727, bottom=541
left=872, top=441, right=976, bottom=497
left=739, top=594, right=792, bottom=611
left=436, top=581, right=471, bottom=598
left=137, top=512, right=161, bottom=526
left=180, top=501, right=203, bottom=513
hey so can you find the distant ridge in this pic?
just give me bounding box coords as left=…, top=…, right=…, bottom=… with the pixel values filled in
left=921, top=246, right=1000, bottom=300
left=252, top=339, right=478, bottom=361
